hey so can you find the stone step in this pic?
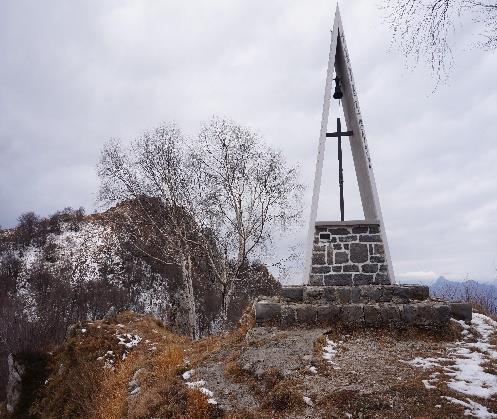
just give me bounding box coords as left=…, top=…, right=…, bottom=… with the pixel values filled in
left=281, top=284, right=430, bottom=304
left=255, top=299, right=472, bottom=329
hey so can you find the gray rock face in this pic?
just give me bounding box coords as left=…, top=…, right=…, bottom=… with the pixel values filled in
left=6, top=354, right=25, bottom=414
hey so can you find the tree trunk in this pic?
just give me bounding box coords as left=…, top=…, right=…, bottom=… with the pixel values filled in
left=220, top=278, right=235, bottom=324
left=181, top=253, right=199, bottom=339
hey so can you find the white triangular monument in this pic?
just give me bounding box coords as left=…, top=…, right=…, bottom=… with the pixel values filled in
left=303, top=5, right=396, bottom=286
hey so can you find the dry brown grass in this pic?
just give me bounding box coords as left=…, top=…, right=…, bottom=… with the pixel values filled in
left=91, top=351, right=140, bottom=419
left=185, top=389, right=221, bottom=419
left=225, top=410, right=260, bottom=419
left=313, top=334, right=327, bottom=355
left=28, top=311, right=199, bottom=418
left=260, top=378, right=305, bottom=413
left=489, top=328, right=497, bottom=347
left=224, top=360, right=245, bottom=380
left=317, top=378, right=468, bottom=418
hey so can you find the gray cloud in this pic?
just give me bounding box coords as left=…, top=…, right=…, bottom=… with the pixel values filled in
left=1, top=0, right=496, bottom=282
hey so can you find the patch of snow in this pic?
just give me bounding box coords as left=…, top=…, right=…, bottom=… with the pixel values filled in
left=323, top=337, right=339, bottom=366
left=186, top=380, right=206, bottom=388
left=444, top=396, right=497, bottom=418
left=303, top=396, right=314, bottom=407
left=405, top=357, right=446, bottom=369
left=198, top=387, right=214, bottom=398
left=182, top=369, right=195, bottom=380
left=116, top=333, right=142, bottom=349
left=308, top=366, right=317, bottom=374
left=98, top=351, right=115, bottom=369
left=185, top=379, right=216, bottom=405
left=407, top=313, right=497, bottom=415
left=422, top=379, right=437, bottom=390
left=81, top=328, right=87, bottom=333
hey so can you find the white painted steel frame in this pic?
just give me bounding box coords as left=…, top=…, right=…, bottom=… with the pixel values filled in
left=302, top=5, right=396, bottom=284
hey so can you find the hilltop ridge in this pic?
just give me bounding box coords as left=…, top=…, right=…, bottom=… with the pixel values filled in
left=3, top=309, right=497, bottom=418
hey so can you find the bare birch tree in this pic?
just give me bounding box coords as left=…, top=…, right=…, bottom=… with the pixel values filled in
left=97, top=124, right=205, bottom=338
left=384, top=0, right=497, bottom=80
left=192, top=118, right=303, bottom=323
left=98, top=119, right=303, bottom=332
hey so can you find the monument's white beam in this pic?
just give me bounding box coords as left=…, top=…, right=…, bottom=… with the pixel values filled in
left=302, top=8, right=340, bottom=285
left=303, top=5, right=396, bottom=284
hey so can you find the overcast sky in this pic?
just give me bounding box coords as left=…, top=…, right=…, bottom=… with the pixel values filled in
left=1, top=0, right=497, bottom=283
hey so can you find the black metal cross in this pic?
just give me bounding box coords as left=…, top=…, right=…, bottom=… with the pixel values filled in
left=326, top=117, right=353, bottom=221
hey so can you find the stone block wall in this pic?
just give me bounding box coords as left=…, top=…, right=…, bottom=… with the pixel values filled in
left=309, top=222, right=390, bottom=286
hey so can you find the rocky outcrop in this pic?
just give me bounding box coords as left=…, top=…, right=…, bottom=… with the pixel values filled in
left=6, top=354, right=24, bottom=413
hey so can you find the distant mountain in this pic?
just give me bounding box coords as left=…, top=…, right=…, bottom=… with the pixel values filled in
left=430, top=276, right=497, bottom=315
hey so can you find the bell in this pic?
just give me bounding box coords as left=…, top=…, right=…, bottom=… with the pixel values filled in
left=333, top=77, right=343, bottom=100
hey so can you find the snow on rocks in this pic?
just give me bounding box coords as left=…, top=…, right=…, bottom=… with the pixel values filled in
left=7, top=220, right=171, bottom=321
left=323, top=337, right=339, bottom=367
left=407, top=313, right=497, bottom=416
left=182, top=369, right=195, bottom=380
left=117, top=333, right=142, bottom=349
left=97, top=350, right=115, bottom=369
left=182, top=371, right=217, bottom=404
left=128, top=368, right=144, bottom=397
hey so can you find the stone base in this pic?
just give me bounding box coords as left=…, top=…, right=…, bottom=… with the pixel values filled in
left=255, top=284, right=472, bottom=329
left=282, top=284, right=430, bottom=304
left=310, top=222, right=390, bottom=285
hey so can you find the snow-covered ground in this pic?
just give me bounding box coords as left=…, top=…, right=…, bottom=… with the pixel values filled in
left=407, top=313, right=497, bottom=418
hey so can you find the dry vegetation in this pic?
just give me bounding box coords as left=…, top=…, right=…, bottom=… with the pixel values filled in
left=5, top=309, right=497, bottom=418
left=27, top=311, right=219, bottom=419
